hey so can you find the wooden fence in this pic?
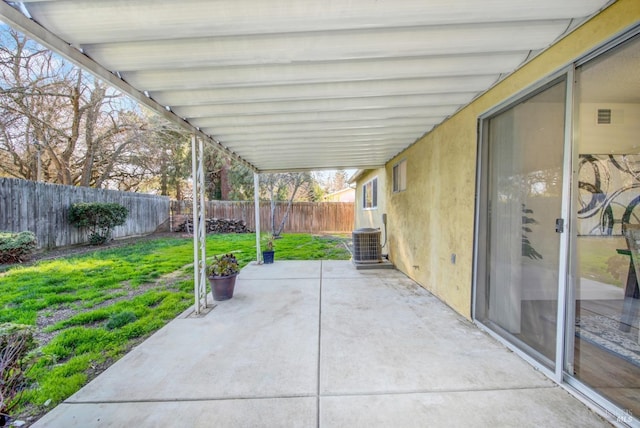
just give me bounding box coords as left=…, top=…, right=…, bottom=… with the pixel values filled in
left=0, top=178, right=354, bottom=250
left=0, top=178, right=170, bottom=249
left=170, top=200, right=354, bottom=234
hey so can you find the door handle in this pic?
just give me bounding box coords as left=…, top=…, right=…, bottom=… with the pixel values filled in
left=555, top=218, right=564, bottom=233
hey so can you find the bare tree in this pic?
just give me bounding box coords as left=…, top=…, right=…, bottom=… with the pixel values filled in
left=262, top=172, right=314, bottom=237
left=0, top=28, right=146, bottom=188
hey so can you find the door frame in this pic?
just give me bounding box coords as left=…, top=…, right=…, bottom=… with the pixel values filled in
left=473, top=67, right=572, bottom=383
left=472, top=24, right=640, bottom=426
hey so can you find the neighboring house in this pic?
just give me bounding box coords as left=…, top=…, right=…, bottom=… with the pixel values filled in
left=322, top=187, right=355, bottom=203
left=357, top=1, right=639, bottom=419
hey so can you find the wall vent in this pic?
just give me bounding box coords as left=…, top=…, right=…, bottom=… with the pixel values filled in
left=352, top=228, right=382, bottom=264
left=597, top=108, right=612, bottom=124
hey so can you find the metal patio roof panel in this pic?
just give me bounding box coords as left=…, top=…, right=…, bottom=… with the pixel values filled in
left=122, top=52, right=529, bottom=92
left=188, top=107, right=450, bottom=128
left=23, top=0, right=607, bottom=43
left=149, top=75, right=500, bottom=107
left=9, top=0, right=610, bottom=172
left=79, top=21, right=569, bottom=71
left=170, top=94, right=479, bottom=118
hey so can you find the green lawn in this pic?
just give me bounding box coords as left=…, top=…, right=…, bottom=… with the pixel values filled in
left=577, top=236, right=627, bottom=287
left=0, top=233, right=350, bottom=420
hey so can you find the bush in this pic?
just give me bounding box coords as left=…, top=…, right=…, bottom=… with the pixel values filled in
left=0, top=323, right=36, bottom=424
left=105, top=311, right=138, bottom=330
left=0, top=231, right=37, bottom=264
left=68, top=203, right=128, bottom=245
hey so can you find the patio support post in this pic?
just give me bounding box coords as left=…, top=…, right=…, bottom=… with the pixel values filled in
left=254, top=172, right=261, bottom=263
left=191, top=135, right=208, bottom=314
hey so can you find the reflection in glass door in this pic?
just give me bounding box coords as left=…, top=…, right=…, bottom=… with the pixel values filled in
left=571, top=35, right=640, bottom=417
left=476, top=79, right=567, bottom=369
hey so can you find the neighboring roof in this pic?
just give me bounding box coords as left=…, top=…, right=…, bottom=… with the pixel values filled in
left=348, top=169, right=366, bottom=184
left=348, top=168, right=384, bottom=184
left=0, top=0, right=610, bottom=172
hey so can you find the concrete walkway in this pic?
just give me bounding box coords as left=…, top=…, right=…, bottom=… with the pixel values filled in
left=34, top=261, right=608, bottom=427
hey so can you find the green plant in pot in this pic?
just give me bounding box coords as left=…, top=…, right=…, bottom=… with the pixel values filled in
left=207, top=253, right=240, bottom=301
left=262, top=236, right=275, bottom=264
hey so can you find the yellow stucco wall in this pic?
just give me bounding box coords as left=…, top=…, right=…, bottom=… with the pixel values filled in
left=385, top=0, right=640, bottom=319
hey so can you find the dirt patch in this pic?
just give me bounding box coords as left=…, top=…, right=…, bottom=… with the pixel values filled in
left=32, top=269, right=190, bottom=349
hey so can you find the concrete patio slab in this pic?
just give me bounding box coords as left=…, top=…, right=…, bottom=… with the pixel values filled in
left=320, top=388, right=605, bottom=428
left=35, top=397, right=316, bottom=427
left=320, top=276, right=551, bottom=394
left=238, top=259, right=321, bottom=279
left=323, top=259, right=399, bottom=279
left=33, top=261, right=609, bottom=427
left=63, top=277, right=320, bottom=402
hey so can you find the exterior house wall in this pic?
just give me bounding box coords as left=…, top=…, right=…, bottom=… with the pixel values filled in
left=354, top=168, right=388, bottom=252
left=323, top=187, right=356, bottom=202
left=384, top=0, right=639, bottom=319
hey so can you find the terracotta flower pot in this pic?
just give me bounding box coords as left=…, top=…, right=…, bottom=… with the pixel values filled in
left=208, top=272, right=238, bottom=301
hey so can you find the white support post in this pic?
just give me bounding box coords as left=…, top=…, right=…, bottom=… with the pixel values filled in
left=254, top=172, right=261, bottom=263
left=197, top=137, right=207, bottom=308
left=191, top=135, right=207, bottom=314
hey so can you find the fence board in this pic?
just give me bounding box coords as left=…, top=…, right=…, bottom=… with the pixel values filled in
left=0, top=178, right=170, bottom=249
left=170, top=200, right=354, bottom=234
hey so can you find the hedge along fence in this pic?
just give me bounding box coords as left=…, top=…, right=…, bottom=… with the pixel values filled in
left=170, top=200, right=355, bottom=234
left=0, top=178, right=170, bottom=249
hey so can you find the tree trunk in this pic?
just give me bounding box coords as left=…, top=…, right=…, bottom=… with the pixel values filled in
left=275, top=179, right=303, bottom=237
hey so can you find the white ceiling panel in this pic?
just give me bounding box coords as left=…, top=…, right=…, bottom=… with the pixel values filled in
left=123, top=52, right=528, bottom=91
left=152, top=75, right=499, bottom=106
left=23, top=0, right=606, bottom=43
left=2, top=0, right=610, bottom=172
left=171, top=93, right=478, bottom=118
left=83, top=21, right=568, bottom=71
left=194, top=118, right=438, bottom=132
left=189, top=106, right=451, bottom=128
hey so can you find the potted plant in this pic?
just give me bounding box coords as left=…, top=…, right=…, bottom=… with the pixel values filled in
left=262, top=236, right=275, bottom=264
left=207, top=253, right=240, bottom=301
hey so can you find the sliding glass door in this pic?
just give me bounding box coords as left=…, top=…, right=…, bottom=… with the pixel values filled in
left=476, top=78, right=567, bottom=369
left=570, top=35, right=640, bottom=418
left=476, top=31, right=640, bottom=423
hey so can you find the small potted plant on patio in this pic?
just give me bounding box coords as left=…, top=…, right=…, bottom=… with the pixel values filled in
left=262, top=235, right=275, bottom=264
left=207, top=253, right=240, bottom=301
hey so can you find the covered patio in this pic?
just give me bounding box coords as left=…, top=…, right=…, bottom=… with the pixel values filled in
left=33, top=261, right=607, bottom=427
left=1, top=1, right=630, bottom=425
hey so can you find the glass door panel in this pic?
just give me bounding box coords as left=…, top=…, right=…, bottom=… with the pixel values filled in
left=572, top=35, right=640, bottom=416
left=477, top=79, right=567, bottom=369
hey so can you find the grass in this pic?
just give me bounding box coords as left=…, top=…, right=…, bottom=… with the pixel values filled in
left=577, top=236, right=627, bottom=287
left=0, top=233, right=350, bottom=420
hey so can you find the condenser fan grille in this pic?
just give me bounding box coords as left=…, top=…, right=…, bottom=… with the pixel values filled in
left=352, top=228, right=382, bottom=263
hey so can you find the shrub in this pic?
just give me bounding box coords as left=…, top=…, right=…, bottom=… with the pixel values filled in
left=68, top=203, right=128, bottom=245
left=0, top=323, right=36, bottom=424
left=0, top=231, right=37, bottom=264
left=105, top=311, right=138, bottom=330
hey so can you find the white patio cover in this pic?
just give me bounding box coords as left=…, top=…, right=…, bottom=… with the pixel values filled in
left=1, top=0, right=610, bottom=172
